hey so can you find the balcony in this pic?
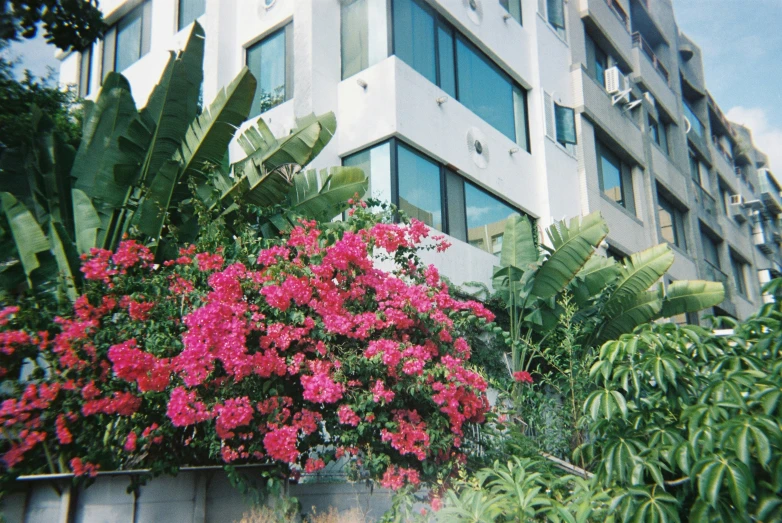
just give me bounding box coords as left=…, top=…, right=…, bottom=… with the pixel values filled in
left=701, top=261, right=731, bottom=299
left=579, top=0, right=634, bottom=65
left=709, top=138, right=736, bottom=179
left=759, top=169, right=782, bottom=214
left=754, top=223, right=778, bottom=255
left=632, top=33, right=669, bottom=84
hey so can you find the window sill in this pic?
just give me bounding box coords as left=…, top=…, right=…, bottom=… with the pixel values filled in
left=546, top=135, right=577, bottom=159
left=599, top=193, right=643, bottom=225
left=650, top=141, right=670, bottom=158
left=667, top=242, right=691, bottom=261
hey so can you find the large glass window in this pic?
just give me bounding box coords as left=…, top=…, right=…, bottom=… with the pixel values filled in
left=658, top=194, right=687, bottom=250
left=343, top=143, right=392, bottom=203
left=702, top=233, right=721, bottom=269
left=499, top=0, right=522, bottom=24
left=342, top=139, right=527, bottom=254
left=340, top=0, right=388, bottom=79
left=689, top=150, right=710, bottom=190
left=594, top=43, right=608, bottom=87
left=597, top=141, right=635, bottom=214
left=465, top=182, right=516, bottom=254
left=178, top=0, right=206, bottom=31
left=731, top=254, right=747, bottom=297
left=392, top=0, right=530, bottom=150
left=397, top=143, right=443, bottom=230
left=114, top=1, right=151, bottom=72
left=246, top=24, right=293, bottom=117
left=683, top=100, right=704, bottom=138
left=648, top=114, right=669, bottom=155
left=393, top=0, right=436, bottom=84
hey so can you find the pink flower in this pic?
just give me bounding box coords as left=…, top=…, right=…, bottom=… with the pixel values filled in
left=196, top=252, right=224, bottom=271
left=166, top=387, right=213, bottom=427
left=371, top=380, right=395, bottom=404
left=301, top=372, right=343, bottom=404
left=513, top=371, right=534, bottom=384
left=304, top=457, right=325, bottom=473
left=124, top=431, right=137, bottom=452
left=263, top=425, right=299, bottom=463
left=70, top=457, right=99, bottom=477
left=337, top=405, right=361, bottom=426
left=214, top=397, right=254, bottom=439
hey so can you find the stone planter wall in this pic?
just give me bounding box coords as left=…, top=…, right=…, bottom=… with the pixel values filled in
left=1, top=470, right=393, bottom=523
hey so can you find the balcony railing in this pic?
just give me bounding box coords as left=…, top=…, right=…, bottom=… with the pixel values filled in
left=710, top=135, right=734, bottom=165
left=632, top=32, right=670, bottom=84
left=605, top=0, right=630, bottom=31
left=694, top=184, right=718, bottom=219
left=702, top=261, right=730, bottom=298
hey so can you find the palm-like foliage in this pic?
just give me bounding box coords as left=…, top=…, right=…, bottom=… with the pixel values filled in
left=0, top=22, right=367, bottom=301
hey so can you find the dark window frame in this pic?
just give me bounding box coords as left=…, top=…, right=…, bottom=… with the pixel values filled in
left=100, top=0, right=152, bottom=79
left=343, top=137, right=532, bottom=252
left=596, top=139, right=635, bottom=215
left=390, top=0, right=530, bottom=152
left=499, top=0, right=522, bottom=25
left=245, top=23, right=295, bottom=118
left=730, top=252, right=748, bottom=297
left=79, top=46, right=92, bottom=97
left=657, top=191, right=687, bottom=250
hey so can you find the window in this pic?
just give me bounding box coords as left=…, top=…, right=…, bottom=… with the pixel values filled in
left=658, top=193, right=687, bottom=250
left=587, top=35, right=609, bottom=87
left=500, top=0, right=522, bottom=24
left=178, top=0, right=206, bottom=31
left=689, top=149, right=710, bottom=190
left=648, top=114, right=669, bottom=155
left=702, top=233, right=721, bottom=269
left=246, top=24, right=293, bottom=117
left=543, top=92, right=577, bottom=150
left=343, top=139, right=527, bottom=255
left=343, top=143, right=392, bottom=203
left=719, top=184, right=730, bottom=215
left=597, top=140, right=635, bottom=214
left=730, top=254, right=747, bottom=297
left=540, top=0, right=566, bottom=38
left=340, top=0, right=388, bottom=79
left=397, top=143, right=443, bottom=230
left=392, top=0, right=530, bottom=151
left=79, top=47, right=92, bottom=97
left=100, top=1, right=152, bottom=77
left=683, top=100, right=704, bottom=138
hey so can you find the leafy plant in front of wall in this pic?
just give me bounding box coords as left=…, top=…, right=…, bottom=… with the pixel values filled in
left=465, top=212, right=725, bottom=457
left=0, top=21, right=367, bottom=303
left=576, top=278, right=782, bottom=522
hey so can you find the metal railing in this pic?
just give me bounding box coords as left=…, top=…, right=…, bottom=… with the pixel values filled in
left=632, top=32, right=670, bottom=84
left=604, top=0, right=630, bottom=31
left=695, top=184, right=718, bottom=218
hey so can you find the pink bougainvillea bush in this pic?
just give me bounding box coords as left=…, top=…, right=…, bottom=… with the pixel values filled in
left=0, top=207, right=494, bottom=492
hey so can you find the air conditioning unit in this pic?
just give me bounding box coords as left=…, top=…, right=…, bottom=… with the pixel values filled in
left=604, top=67, right=629, bottom=94
left=730, top=194, right=744, bottom=206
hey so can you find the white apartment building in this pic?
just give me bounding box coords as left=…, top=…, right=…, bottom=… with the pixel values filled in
left=60, top=0, right=782, bottom=322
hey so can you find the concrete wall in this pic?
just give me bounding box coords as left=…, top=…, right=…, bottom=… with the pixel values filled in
left=2, top=472, right=393, bottom=523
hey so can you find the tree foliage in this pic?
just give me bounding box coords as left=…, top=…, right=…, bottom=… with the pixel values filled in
left=0, top=0, right=105, bottom=51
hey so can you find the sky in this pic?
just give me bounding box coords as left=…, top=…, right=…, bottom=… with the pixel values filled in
left=673, top=0, right=782, bottom=171
left=2, top=1, right=781, bottom=168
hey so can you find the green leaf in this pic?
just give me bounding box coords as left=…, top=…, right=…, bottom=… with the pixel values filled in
left=0, top=192, right=50, bottom=286
left=288, top=166, right=368, bottom=221
left=133, top=159, right=182, bottom=241
left=599, top=287, right=664, bottom=342
left=604, top=244, right=675, bottom=316
left=572, top=254, right=621, bottom=304
left=499, top=214, right=538, bottom=270
left=71, top=189, right=101, bottom=254
left=530, top=212, right=608, bottom=299
left=660, top=280, right=725, bottom=318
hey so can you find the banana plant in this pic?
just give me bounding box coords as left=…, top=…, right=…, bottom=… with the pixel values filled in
left=0, top=21, right=367, bottom=300
left=487, top=212, right=725, bottom=378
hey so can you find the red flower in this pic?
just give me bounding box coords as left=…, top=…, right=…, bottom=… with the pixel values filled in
left=513, top=371, right=534, bottom=384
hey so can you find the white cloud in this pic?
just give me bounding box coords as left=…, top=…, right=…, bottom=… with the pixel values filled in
left=726, top=106, right=782, bottom=172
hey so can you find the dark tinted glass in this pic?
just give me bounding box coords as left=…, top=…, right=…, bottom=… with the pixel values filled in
left=393, top=0, right=436, bottom=84
left=397, top=144, right=442, bottom=230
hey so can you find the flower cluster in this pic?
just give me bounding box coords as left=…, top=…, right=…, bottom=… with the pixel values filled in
left=0, top=212, right=493, bottom=491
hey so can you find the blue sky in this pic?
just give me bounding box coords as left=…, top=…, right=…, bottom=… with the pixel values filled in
left=3, top=1, right=781, bottom=168
left=673, top=0, right=782, bottom=170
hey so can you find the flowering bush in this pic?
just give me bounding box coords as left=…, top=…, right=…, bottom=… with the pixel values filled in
left=0, top=207, right=493, bottom=492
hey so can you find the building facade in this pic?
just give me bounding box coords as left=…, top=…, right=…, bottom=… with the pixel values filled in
left=60, top=0, right=782, bottom=321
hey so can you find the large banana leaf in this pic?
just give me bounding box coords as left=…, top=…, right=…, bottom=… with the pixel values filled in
left=660, top=280, right=725, bottom=318
left=0, top=192, right=51, bottom=286
left=236, top=118, right=278, bottom=157
left=530, top=212, right=609, bottom=299
left=604, top=244, right=675, bottom=316
left=572, top=255, right=622, bottom=305
left=178, top=67, right=256, bottom=182
left=288, top=166, right=367, bottom=221
left=49, top=222, right=81, bottom=301
left=72, top=73, right=138, bottom=207
left=132, top=22, right=205, bottom=187
left=132, top=67, right=256, bottom=244
left=499, top=214, right=538, bottom=271
left=72, top=189, right=101, bottom=255
left=599, top=286, right=665, bottom=342
left=221, top=112, right=338, bottom=209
